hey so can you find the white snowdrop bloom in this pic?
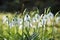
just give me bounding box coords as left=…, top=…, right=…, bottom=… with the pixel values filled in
left=12, top=17, right=18, bottom=25
left=9, top=18, right=17, bottom=27
left=2, top=16, right=9, bottom=24
left=24, top=14, right=30, bottom=22
left=12, top=19, right=15, bottom=25
left=43, top=15, right=48, bottom=20
left=32, top=17, right=36, bottom=22
left=47, top=12, right=54, bottom=19
left=42, top=15, right=48, bottom=25
left=55, top=17, right=60, bottom=24
left=47, top=18, right=53, bottom=26
left=12, top=17, right=23, bottom=27
left=17, top=18, right=23, bottom=26
left=42, top=19, right=47, bottom=25
left=19, top=19, right=23, bottom=24
left=9, top=22, right=14, bottom=28
left=35, top=14, right=40, bottom=19
left=17, top=18, right=20, bottom=25
left=34, top=14, right=40, bottom=22
left=2, top=16, right=6, bottom=23
left=12, top=18, right=15, bottom=24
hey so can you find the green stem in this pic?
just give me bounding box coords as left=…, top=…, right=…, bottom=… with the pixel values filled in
left=42, top=25, right=44, bottom=40
left=22, top=18, right=24, bottom=40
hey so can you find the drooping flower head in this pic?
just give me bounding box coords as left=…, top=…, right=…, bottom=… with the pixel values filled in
left=47, top=12, right=54, bottom=19
left=2, top=15, right=9, bottom=24
left=55, top=17, right=60, bottom=24
left=32, top=17, right=36, bottom=22
left=17, top=18, right=23, bottom=26
left=24, top=14, right=30, bottom=22
left=9, top=22, right=14, bottom=28
left=42, top=14, right=48, bottom=25
left=34, top=14, right=40, bottom=22
left=42, top=18, right=47, bottom=25
left=43, top=15, right=48, bottom=20
left=35, top=14, right=40, bottom=19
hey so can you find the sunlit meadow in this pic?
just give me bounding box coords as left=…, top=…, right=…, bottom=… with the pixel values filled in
left=0, top=7, right=60, bottom=40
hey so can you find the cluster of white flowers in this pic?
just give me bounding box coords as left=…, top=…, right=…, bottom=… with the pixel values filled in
left=2, top=12, right=60, bottom=29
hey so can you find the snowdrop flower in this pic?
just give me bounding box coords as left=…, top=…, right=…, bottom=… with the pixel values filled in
left=47, top=18, right=52, bottom=26
left=43, top=15, right=48, bottom=20
left=32, top=17, right=36, bottom=22
left=47, top=12, right=54, bottom=19
left=34, top=14, right=40, bottom=22
left=24, top=14, right=30, bottom=22
left=43, top=12, right=53, bottom=26
left=32, top=14, right=40, bottom=22
left=12, top=19, right=16, bottom=25
left=42, top=15, right=48, bottom=23
left=2, top=16, right=6, bottom=23
left=42, top=19, right=47, bottom=25
left=17, top=18, right=23, bottom=26
left=35, top=14, right=40, bottom=19
left=24, top=14, right=31, bottom=28
left=9, top=19, right=16, bottom=28
left=9, top=17, right=21, bottom=28
left=18, top=18, right=23, bottom=24
left=2, top=16, right=9, bottom=24
left=9, top=22, right=14, bottom=28
left=12, top=16, right=18, bottom=25
left=55, top=17, right=60, bottom=24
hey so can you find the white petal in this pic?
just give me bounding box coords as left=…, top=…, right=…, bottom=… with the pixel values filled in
left=56, top=17, right=60, bottom=24
left=47, top=12, right=54, bottom=19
